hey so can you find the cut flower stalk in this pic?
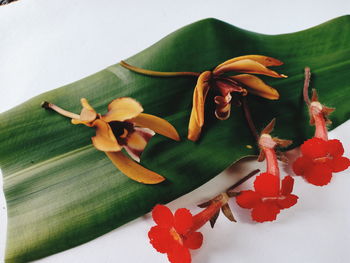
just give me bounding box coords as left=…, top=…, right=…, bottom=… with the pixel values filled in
left=42, top=97, right=180, bottom=184
left=292, top=68, right=350, bottom=186
left=236, top=120, right=298, bottom=222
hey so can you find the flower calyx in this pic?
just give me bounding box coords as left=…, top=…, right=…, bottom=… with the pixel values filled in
left=197, top=193, right=235, bottom=228
left=257, top=118, right=292, bottom=164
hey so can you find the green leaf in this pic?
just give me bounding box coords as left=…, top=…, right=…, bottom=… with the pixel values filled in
left=1, top=16, right=350, bottom=262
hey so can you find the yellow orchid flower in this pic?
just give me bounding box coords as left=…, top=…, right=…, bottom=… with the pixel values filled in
left=120, top=55, right=287, bottom=142
left=42, top=97, right=180, bottom=184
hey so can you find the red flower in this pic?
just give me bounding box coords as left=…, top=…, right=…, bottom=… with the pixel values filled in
left=293, top=138, right=350, bottom=186
left=236, top=173, right=298, bottom=222
left=292, top=68, right=350, bottom=186
left=149, top=202, right=224, bottom=263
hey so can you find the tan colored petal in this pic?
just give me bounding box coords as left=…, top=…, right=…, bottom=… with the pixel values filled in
left=91, top=119, right=122, bottom=152
left=231, top=74, right=279, bottom=100
left=213, top=59, right=287, bottom=78
left=187, top=71, right=212, bottom=141
left=71, top=98, right=97, bottom=126
left=127, top=131, right=148, bottom=151
left=130, top=113, right=180, bottom=141
left=80, top=98, right=97, bottom=122
left=105, top=151, right=165, bottom=184
left=102, top=97, right=144, bottom=122
left=215, top=55, right=283, bottom=70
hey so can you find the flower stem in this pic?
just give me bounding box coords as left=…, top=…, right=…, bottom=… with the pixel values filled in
left=241, top=97, right=259, bottom=143
left=226, top=169, right=260, bottom=195
left=303, top=67, right=311, bottom=105
left=120, top=60, right=201, bottom=77
left=41, top=101, right=80, bottom=119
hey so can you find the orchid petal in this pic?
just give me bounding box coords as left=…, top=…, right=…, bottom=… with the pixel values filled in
left=187, top=71, right=211, bottom=141
left=130, top=113, right=180, bottom=141
left=105, top=151, right=165, bottom=184
left=124, top=128, right=154, bottom=162
left=102, top=97, right=144, bottom=122
left=213, top=59, right=287, bottom=78
left=71, top=98, right=97, bottom=125
left=91, top=119, right=122, bottom=152
left=214, top=94, right=232, bottom=120
left=215, top=55, right=283, bottom=70
left=231, top=74, right=279, bottom=100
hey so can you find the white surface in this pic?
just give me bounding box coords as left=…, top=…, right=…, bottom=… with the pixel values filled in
left=0, top=0, right=350, bottom=262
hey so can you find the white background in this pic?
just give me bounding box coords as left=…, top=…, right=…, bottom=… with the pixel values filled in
left=1, top=0, right=350, bottom=262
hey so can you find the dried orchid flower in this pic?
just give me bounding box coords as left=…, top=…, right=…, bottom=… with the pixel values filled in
left=120, top=55, right=287, bottom=141
left=292, top=68, right=350, bottom=186
left=236, top=119, right=298, bottom=222
left=42, top=97, right=180, bottom=184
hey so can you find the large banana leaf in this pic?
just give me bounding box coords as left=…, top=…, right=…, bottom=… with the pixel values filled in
left=1, top=16, right=350, bottom=263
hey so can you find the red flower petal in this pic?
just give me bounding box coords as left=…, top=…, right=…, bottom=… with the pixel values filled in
left=254, top=173, right=279, bottom=197
left=236, top=190, right=262, bottom=209
left=167, top=243, right=191, bottom=263
left=280, top=176, right=294, bottom=196
left=301, top=138, right=328, bottom=159
left=277, top=194, right=298, bottom=209
left=326, top=139, right=344, bottom=158
left=292, top=156, right=312, bottom=175
left=148, top=226, right=174, bottom=253
left=251, top=201, right=280, bottom=223
left=183, top=231, right=203, bottom=250
left=304, top=163, right=332, bottom=186
left=152, top=204, right=174, bottom=228
left=174, top=208, right=193, bottom=235
left=329, top=156, right=350, bottom=173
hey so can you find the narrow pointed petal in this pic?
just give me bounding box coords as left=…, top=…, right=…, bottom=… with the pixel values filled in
left=231, top=74, right=279, bottom=100
left=105, top=151, right=165, bottom=184
left=215, top=55, right=283, bottom=70
left=187, top=71, right=211, bottom=141
left=213, top=59, right=287, bottom=78
left=221, top=203, right=236, bottom=222
left=209, top=210, right=220, bottom=228
left=130, top=113, right=180, bottom=141
left=102, top=97, right=144, bottom=122
left=91, top=119, right=122, bottom=152
left=194, top=71, right=212, bottom=126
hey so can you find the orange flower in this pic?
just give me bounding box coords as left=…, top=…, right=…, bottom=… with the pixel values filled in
left=120, top=55, right=287, bottom=142
left=188, top=55, right=286, bottom=141
left=42, top=97, right=180, bottom=184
